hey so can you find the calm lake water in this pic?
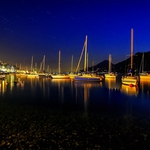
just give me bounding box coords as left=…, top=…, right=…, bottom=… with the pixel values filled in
left=0, top=74, right=150, bottom=149
left=1, top=74, right=150, bottom=116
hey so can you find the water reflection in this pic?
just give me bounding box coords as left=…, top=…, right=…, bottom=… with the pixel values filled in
left=1, top=74, right=150, bottom=125
left=0, top=80, right=6, bottom=95
left=1, top=75, right=150, bottom=113
left=121, top=84, right=138, bottom=96
left=104, top=77, right=140, bottom=96
left=51, top=79, right=71, bottom=103
left=104, top=78, right=121, bottom=90
left=140, top=79, right=150, bottom=97
left=5, top=75, right=25, bottom=92
left=105, top=78, right=115, bottom=89
left=74, top=82, right=103, bottom=112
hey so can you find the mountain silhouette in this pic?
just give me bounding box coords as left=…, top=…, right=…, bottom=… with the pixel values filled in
left=87, top=51, right=150, bottom=74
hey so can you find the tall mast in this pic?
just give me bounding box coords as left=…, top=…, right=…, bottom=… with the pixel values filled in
left=108, top=54, right=112, bottom=73
left=141, top=53, right=144, bottom=73
left=143, top=53, right=144, bottom=72
left=19, top=63, right=21, bottom=70
left=71, top=55, right=73, bottom=73
left=84, top=35, right=88, bottom=72
left=39, top=55, right=45, bottom=73
left=35, top=62, right=37, bottom=72
left=58, top=50, right=61, bottom=74
left=92, top=61, right=94, bottom=72
left=43, top=55, right=45, bottom=71
left=31, top=56, right=33, bottom=72
left=75, top=36, right=87, bottom=73
left=131, top=28, right=134, bottom=69
left=87, top=52, right=88, bottom=72
left=47, top=65, right=49, bottom=73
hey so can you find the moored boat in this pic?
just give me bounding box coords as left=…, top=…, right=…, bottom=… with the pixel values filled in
left=104, top=54, right=117, bottom=78
left=139, top=72, right=150, bottom=80
left=121, top=28, right=138, bottom=86
left=139, top=53, right=150, bottom=80
left=27, top=74, right=39, bottom=78
left=51, top=51, right=70, bottom=79
left=74, top=35, right=102, bottom=82
left=105, top=72, right=117, bottom=78
left=51, top=74, right=70, bottom=79
left=121, top=75, right=138, bottom=86
left=74, top=73, right=102, bottom=82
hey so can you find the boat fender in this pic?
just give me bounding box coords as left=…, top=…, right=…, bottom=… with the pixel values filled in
left=129, top=84, right=133, bottom=87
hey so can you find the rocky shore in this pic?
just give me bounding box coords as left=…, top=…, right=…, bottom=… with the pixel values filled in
left=0, top=102, right=150, bottom=150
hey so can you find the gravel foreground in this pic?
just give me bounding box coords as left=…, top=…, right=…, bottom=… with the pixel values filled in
left=0, top=102, right=150, bottom=150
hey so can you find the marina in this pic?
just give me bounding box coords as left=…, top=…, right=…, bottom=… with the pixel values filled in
left=0, top=1, right=150, bottom=148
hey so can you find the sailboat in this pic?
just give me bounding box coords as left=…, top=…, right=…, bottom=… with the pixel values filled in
left=139, top=53, right=150, bottom=80
left=121, top=28, right=138, bottom=86
left=16, top=63, right=27, bottom=77
left=69, top=55, right=77, bottom=79
left=38, top=55, right=48, bottom=77
left=50, top=50, right=70, bottom=79
left=27, top=56, right=39, bottom=78
left=74, top=35, right=102, bottom=82
left=104, top=54, right=117, bottom=78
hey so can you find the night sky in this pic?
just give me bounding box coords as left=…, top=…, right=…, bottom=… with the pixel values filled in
left=0, top=0, right=150, bottom=72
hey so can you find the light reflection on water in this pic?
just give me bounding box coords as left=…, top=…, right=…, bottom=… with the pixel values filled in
left=121, top=84, right=138, bottom=96
left=140, top=79, right=150, bottom=97
left=0, top=75, right=150, bottom=99
left=0, top=75, right=150, bottom=118
left=74, top=82, right=103, bottom=112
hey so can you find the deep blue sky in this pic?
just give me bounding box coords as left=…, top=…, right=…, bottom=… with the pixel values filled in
left=0, top=0, right=150, bottom=72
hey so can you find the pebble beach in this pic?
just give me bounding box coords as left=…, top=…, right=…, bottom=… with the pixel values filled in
left=0, top=101, right=150, bottom=150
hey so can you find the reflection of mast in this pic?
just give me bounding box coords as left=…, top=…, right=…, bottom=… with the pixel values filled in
left=0, top=80, right=6, bottom=94
left=57, top=80, right=64, bottom=103
left=83, top=84, right=91, bottom=112
left=84, top=84, right=90, bottom=112
left=105, top=78, right=116, bottom=89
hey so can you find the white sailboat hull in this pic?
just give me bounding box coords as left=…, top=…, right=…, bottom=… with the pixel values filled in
left=74, top=75, right=102, bottom=82
left=27, top=74, right=39, bottom=78
left=51, top=74, right=70, bottom=79
left=105, top=73, right=116, bottom=78
left=121, top=76, right=138, bottom=86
